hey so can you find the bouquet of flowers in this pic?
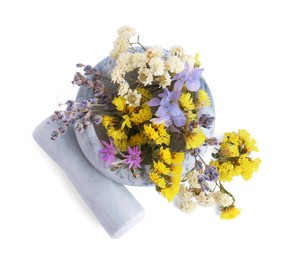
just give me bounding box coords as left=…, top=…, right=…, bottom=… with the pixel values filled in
left=48, top=26, right=261, bottom=219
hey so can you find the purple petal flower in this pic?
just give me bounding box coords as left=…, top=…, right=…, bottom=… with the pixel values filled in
left=98, top=138, right=116, bottom=166
left=173, top=63, right=204, bottom=92
left=124, top=146, right=141, bottom=169
left=149, top=87, right=186, bottom=127
left=150, top=105, right=172, bottom=127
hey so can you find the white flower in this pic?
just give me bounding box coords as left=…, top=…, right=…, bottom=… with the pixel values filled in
left=158, top=72, right=171, bottom=88
left=110, top=38, right=129, bottom=60
left=178, top=185, right=196, bottom=213
left=146, top=46, right=164, bottom=58
left=111, top=66, right=125, bottom=83
left=138, top=68, right=153, bottom=86
left=124, top=89, right=142, bottom=107
left=131, top=52, right=147, bottom=69
left=180, top=198, right=196, bottom=213
left=117, top=25, right=136, bottom=39
left=186, top=170, right=201, bottom=189
left=117, top=81, right=130, bottom=96
left=178, top=185, right=193, bottom=199
left=149, top=57, right=165, bottom=76
left=110, top=26, right=136, bottom=60
left=165, top=55, right=185, bottom=73
left=169, top=45, right=186, bottom=58
left=213, top=191, right=233, bottom=208
left=195, top=192, right=215, bottom=207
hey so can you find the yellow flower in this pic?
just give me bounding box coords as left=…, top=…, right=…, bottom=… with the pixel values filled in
left=196, top=90, right=211, bottom=108
left=170, top=164, right=183, bottom=176
left=220, top=143, right=240, bottom=158
left=149, top=172, right=166, bottom=188
left=211, top=160, right=240, bottom=182
left=238, top=129, right=259, bottom=153
left=121, top=115, right=132, bottom=130
left=137, top=87, right=153, bottom=103
left=153, top=160, right=169, bottom=174
left=194, top=53, right=201, bottom=67
left=143, top=124, right=170, bottom=146
left=223, top=132, right=240, bottom=146
left=171, top=152, right=184, bottom=164
left=114, top=138, right=127, bottom=151
left=238, top=155, right=261, bottom=181
left=112, top=96, right=126, bottom=111
left=179, top=92, right=195, bottom=111
left=128, top=133, right=146, bottom=146
left=107, top=128, right=127, bottom=140
left=220, top=206, right=241, bottom=220
left=101, top=115, right=119, bottom=129
left=144, top=124, right=159, bottom=141
left=158, top=147, right=172, bottom=165
left=185, top=129, right=206, bottom=149
left=161, top=185, right=180, bottom=202
left=131, top=104, right=152, bottom=125
left=155, top=124, right=170, bottom=145
left=106, top=127, right=128, bottom=151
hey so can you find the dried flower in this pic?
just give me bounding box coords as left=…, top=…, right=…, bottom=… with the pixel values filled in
left=124, top=89, right=142, bottom=107
left=98, top=139, right=116, bottom=166
left=173, top=63, right=204, bottom=92
left=124, top=146, right=142, bottom=169
left=47, top=26, right=261, bottom=220
left=220, top=206, right=241, bottom=220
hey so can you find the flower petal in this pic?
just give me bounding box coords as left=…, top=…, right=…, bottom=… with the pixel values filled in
left=186, top=79, right=201, bottom=92
left=169, top=90, right=181, bottom=102
left=172, top=113, right=186, bottom=127
left=168, top=103, right=181, bottom=116
left=148, top=97, right=161, bottom=106
left=174, top=79, right=184, bottom=92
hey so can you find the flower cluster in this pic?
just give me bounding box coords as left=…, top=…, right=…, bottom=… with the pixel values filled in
left=178, top=129, right=261, bottom=219
left=48, top=26, right=261, bottom=220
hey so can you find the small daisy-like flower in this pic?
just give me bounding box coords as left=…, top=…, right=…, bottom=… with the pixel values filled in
left=124, top=89, right=142, bottom=107
left=124, top=146, right=142, bottom=169
left=138, top=68, right=154, bottom=86
left=149, top=57, right=165, bottom=76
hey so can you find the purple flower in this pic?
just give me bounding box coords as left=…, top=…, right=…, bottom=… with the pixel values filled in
left=124, top=146, right=141, bottom=169
left=203, top=166, right=219, bottom=181
left=172, top=63, right=204, bottom=92
left=148, top=88, right=186, bottom=127
left=198, top=114, right=215, bottom=129
left=197, top=174, right=210, bottom=192
left=98, top=138, right=116, bottom=166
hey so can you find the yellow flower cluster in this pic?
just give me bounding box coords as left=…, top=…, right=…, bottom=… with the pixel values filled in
left=102, top=92, right=153, bottom=150
left=211, top=129, right=261, bottom=182
left=143, top=124, right=170, bottom=146
left=149, top=146, right=185, bottom=201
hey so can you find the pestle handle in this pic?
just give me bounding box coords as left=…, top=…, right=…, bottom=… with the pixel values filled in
left=33, top=119, right=145, bottom=238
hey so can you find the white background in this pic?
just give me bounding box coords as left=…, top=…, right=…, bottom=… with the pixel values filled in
left=1, top=0, right=291, bottom=259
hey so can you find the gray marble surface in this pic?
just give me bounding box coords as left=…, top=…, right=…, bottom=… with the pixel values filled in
left=33, top=119, right=145, bottom=238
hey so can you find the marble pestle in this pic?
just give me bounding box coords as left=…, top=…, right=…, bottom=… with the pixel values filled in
left=33, top=119, right=145, bottom=238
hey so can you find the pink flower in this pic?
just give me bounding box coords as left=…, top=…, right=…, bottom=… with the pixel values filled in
left=98, top=138, right=116, bottom=166
left=124, top=146, right=141, bottom=169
